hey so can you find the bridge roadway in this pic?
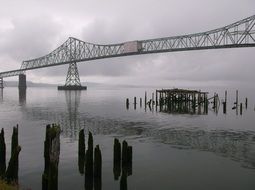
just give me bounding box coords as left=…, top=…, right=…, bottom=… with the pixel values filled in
left=0, top=14, right=255, bottom=79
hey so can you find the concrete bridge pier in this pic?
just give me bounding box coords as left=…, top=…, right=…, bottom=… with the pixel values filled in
left=18, top=74, right=27, bottom=89
left=0, top=77, right=3, bottom=89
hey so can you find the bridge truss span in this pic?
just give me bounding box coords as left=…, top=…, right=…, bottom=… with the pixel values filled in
left=0, top=14, right=255, bottom=79
left=141, top=15, right=255, bottom=53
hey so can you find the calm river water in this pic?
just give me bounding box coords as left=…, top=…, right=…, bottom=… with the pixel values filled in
left=0, top=86, right=255, bottom=190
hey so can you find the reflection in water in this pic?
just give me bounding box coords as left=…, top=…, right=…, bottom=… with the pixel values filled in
left=19, top=88, right=26, bottom=105
left=63, top=91, right=81, bottom=141
left=21, top=101, right=255, bottom=170
left=145, top=128, right=255, bottom=169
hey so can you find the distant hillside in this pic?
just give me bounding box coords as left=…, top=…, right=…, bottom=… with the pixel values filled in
left=3, top=81, right=104, bottom=88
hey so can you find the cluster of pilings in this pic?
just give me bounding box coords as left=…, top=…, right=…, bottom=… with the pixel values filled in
left=0, top=125, right=21, bottom=184
left=78, top=130, right=102, bottom=190
left=42, top=124, right=61, bottom=190
left=127, top=88, right=251, bottom=116
left=230, top=90, right=248, bottom=115
left=127, top=88, right=209, bottom=115
left=113, top=138, right=132, bottom=190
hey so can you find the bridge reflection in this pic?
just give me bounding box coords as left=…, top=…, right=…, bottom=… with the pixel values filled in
left=19, top=88, right=26, bottom=105
left=0, top=89, right=3, bottom=102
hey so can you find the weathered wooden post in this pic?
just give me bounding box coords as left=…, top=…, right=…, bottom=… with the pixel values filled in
left=156, top=90, right=158, bottom=107
left=0, top=128, right=6, bottom=178
left=223, top=102, right=227, bottom=114
left=245, top=98, right=248, bottom=109
left=134, top=97, right=137, bottom=110
left=152, top=93, right=154, bottom=105
left=5, top=146, right=21, bottom=183
left=236, top=90, right=239, bottom=105
left=144, top=92, right=147, bottom=107
left=8, top=125, right=19, bottom=182
left=113, top=138, right=121, bottom=180
left=120, top=172, right=127, bottom=190
left=94, top=145, right=102, bottom=190
left=78, top=129, right=85, bottom=174
left=42, top=124, right=61, bottom=190
left=236, top=90, right=239, bottom=115
left=126, top=98, right=129, bottom=110
left=85, top=132, right=94, bottom=190
left=127, top=146, right=132, bottom=176
left=122, top=141, right=128, bottom=171
left=140, top=98, right=142, bottom=108
left=240, top=103, right=243, bottom=115
left=225, top=90, right=227, bottom=104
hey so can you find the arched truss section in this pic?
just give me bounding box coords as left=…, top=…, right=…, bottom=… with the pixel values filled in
left=0, top=15, right=255, bottom=78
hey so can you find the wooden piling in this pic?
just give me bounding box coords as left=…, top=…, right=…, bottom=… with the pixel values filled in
left=120, top=172, right=127, bottom=190
left=245, top=98, right=248, bottom=109
left=113, top=138, right=121, bottom=180
left=144, top=92, right=147, bottom=108
left=126, top=98, right=129, bottom=109
left=42, top=124, right=61, bottom=190
left=225, top=90, right=227, bottom=103
left=240, top=103, right=243, bottom=115
left=127, top=146, right=132, bottom=176
left=94, top=145, right=102, bottom=190
left=156, top=90, right=158, bottom=106
left=78, top=129, right=85, bottom=174
left=85, top=132, right=94, bottom=190
left=5, top=146, right=21, bottom=183
left=223, top=102, right=227, bottom=114
left=134, top=97, right=137, bottom=110
left=122, top=141, right=128, bottom=170
left=236, top=90, right=239, bottom=106
left=0, top=128, right=6, bottom=178
left=140, top=98, right=142, bottom=107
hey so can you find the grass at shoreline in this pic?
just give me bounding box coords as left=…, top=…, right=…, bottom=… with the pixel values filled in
left=0, top=180, right=17, bottom=190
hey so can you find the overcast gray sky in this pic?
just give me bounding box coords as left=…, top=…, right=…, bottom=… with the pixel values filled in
left=0, top=0, right=254, bottom=86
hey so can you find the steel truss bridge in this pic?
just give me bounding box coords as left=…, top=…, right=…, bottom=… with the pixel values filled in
left=0, top=15, right=255, bottom=88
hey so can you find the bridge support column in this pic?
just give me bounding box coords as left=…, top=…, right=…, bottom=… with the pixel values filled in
left=0, top=77, right=3, bottom=89
left=18, top=74, right=27, bottom=89
left=58, top=62, right=87, bottom=90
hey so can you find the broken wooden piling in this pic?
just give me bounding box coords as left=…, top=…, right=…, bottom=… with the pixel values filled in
left=42, top=124, right=61, bottom=190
